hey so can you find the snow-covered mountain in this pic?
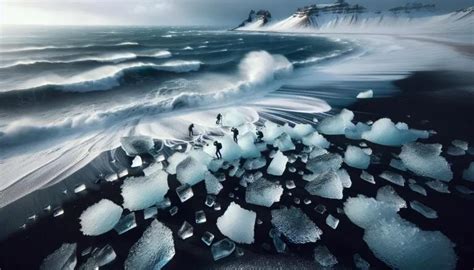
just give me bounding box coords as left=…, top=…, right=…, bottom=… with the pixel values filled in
left=234, top=10, right=272, bottom=30
left=234, top=1, right=474, bottom=35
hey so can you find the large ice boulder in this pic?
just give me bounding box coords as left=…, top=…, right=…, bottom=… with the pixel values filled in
left=267, top=151, right=288, bottom=176
left=245, top=178, right=284, bottom=207
left=399, top=142, right=453, bottom=182
left=306, top=153, right=342, bottom=174
left=222, top=109, right=248, bottom=127
left=344, top=145, right=370, bottom=169
left=166, top=152, right=187, bottom=175
left=40, top=243, right=77, bottom=270
left=261, top=121, right=284, bottom=144
left=302, top=131, right=330, bottom=148
left=121, top=170, right=169, bottom=211
left=361, top=118, right=429, bottom=146
left=317, top=109, right=355, bottom=135
left=125, top=220, right=175, bottom=270
left=462, top=162, right=474, bottom=182
left=217, top=202, right=256, bottom=244
left=376, top=185, right=406, bottom=209
left=271, top=207, right=322, bottom=244
left=204, top=172, right=223, bottom=195
left=305, top=171, right=344, bottom=199
left=283, top=123, right=314, bottom=140
left=238, top=132, right=261, bottom=158
left=176, top=156, right=208, bottom=186
left=80, top=199, right=123, bottom=236
left=120, top=136, right=154, bottom=156
left=273, top=133, right=295, bottom=152
left=345, top=122, right=371, bottom=140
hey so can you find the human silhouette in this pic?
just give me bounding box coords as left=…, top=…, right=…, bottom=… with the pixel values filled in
left=256, top=130, right=264, bottom=142
left=188, top=124, right=194, bottom=137
left=231, top=127, right=239, bottom=143
left=216, top=113, right=222, bottom=125
left=214, top=141, right=223, bottom=159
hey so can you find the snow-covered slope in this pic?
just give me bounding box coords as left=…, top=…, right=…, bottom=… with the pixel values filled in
left=234, top=10, right=272, bottom=30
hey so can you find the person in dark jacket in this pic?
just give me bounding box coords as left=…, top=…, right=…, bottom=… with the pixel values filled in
left=256, top=130, right=264, bottom=142
left=188, top=124, right=194, bottom=137
left=216, top=113, right=222, bottom=125
left=213, top=141, right=223, bottom=159
left=231, top=127, right=239, bottom=143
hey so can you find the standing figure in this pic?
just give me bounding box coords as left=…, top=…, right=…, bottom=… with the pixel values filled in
left=214, top=141, right=223, bottom=159
left=231, top=127, right=239, bottom=143
left=256, top=130, right=264, bottom=142
left=188, top=123, right=194, bottom=137
left=216, top=113, right=222, bottom=125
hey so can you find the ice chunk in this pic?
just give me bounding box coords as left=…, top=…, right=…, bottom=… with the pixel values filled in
left=313, top=245, right=338, bottom=267
left=284, top=123, right=314, bottom=140
left=399, top=142, right=453, bottom=182
left=305, top=171, right=343, bottom=200
left=262, top=121, right=284, bottom=143
left=447, top=146, right=465, bottom=156
left=201, top=231, right=215, bottom=246
left=269, top=228, right=287, bottom=253
left=120, top=136, right=154, bottom=156
left=204, top=172, right=223, bottom=195
left=40, top=243, right=77, bottom=270
left=285, top=180, right=296, bottom=189
left=302, top=131, right=330, bottom=148
left=80, top=199, right=122, bottom=236
left=462, top=162, right=474, bottom=182
left=271, top=207, right=322, bottom=244
left=122, top=170, right=169, bottom=211
left=194, top=210, right=207, bottom=224
left=267, top=151, right=288, bottom=176
left=426, top=180, right=450, bottom=193
left=143, top=162, right=163, bottom=176
left=238, top=132, right=261, bottom=158
left=243, top=157, right=266, bottom=170
left=309, top=146, right=328, bottom=159
left=176, top=156, right=208, bottom=186
left=211, top=239, right=235, bottom=261
left=114, top=212, right=137, bottom=235
left=315, top=204, right=327, bottom=214
left=389, top=158, right=407, bottom=171
left=452, top=139, right=468, bottom=150
left=169, top=206, right=178, bottom=216
left=176, top=184, right=193, bottom=203
left=205, top=195, right=216, bottom=207
left=455, top=185, right=474, bottom=195
left=356, top=89, right=373, bottom=99
left=361, top=118, right=429, bottom=146
left=125, top=220, right=175, bottom=270
left=317, top=109, right=355, bottom=135
left=344, top=196, right=400, bottom=229
left=326, top=214, right=339, bottom=229
left=131, top=156, right=143, bottom=168
left=376, top=185, right=406, bottom=208
left=410, top=201, right=438, bottom=219
left=216, top=202, right=256, bottom=244
left=222, top=109, right=247, bottom=127
left=379, top=171, right=405, bottom=186
left=90, top=244, right=116, bottom=267
left=337, top=169, right=352, bottom=188
left=245, top=178, right=283, bottom=207
left=53, top=208, right=64, bottom=217
left=408, top=183, right=427, bottom=196
left=353, top=254, right=370, bottom=270
left=188, top=149, right=213, bottom=167
left=306, top=153, right=342, bottom=175
left=273, top=133, right=295, bottom=152
left=73, top=184, right=86, bottom=194
left=345, top=122, right=371, bottom=140
left=144, top=207, right=158, bottom=220
left=177, top=221, right=194, bottom=240
left=165, top=152, right=187, bottom=175
left=344, top=146, right=370, bottom=169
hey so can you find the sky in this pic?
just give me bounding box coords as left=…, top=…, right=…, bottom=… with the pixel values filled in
left=1, top=0, right=472, bottom=26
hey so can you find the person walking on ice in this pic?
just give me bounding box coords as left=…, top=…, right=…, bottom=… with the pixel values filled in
left=256, top=129, right=264, bottom=142
left=188, top=123, right=195, bottom=137
left=214, top=141, right=223, bottom=159
left=231, top=127, right=239, bottom=143
left=216, top=113, right=222, bottom=125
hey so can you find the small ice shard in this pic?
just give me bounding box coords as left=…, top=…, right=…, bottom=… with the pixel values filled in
left=302, top=131, right=330, bottom=148
left=143, top=162, right=163, bottom=176
left=195, top=210, right=206, bottom=224
left=213, top=202, right=221, bottom=211
left=337, top=169, right=352, bottom=188
left=285, top=180, right=296, bottom=189
left=40, top=243, right=77, bottom=270
left=288, top=166, right=296, bottom=173
left=74, top=184, right=86, bottom=194
left=273, top=133, right=295, bottom=152
left=455, top=185, right=474, bottom=195
left=217, top=202, right=256, bottom=244
left=121, top=170, right=169, bottom=211
left=379, top=171, right=405, bottom=186
left=315, top=204, right=327, bottom=214
left=344, top=145, right=370, bottom=169
left=447, top=146, right=465, bottom=156
left=238, top=132, right=261, bottom=158
left=114, top=212, right=137, bottom=235
left=176, top=156, right=207, bottom=186
left=118, top=169, right=129, bottom=178
left=306, top=153, right=342, bottom=174
left=313, top=245, right=338, bottom=267
left=410, top=201, right=438, bottom=219
left=267, top=151, right=288, bottom=176
left=144, top=207, right=158, bottom=220
left=44, top=205, right=52, bottom=212
left=356, top=89, right=373, bottom=99
left=165, top=152, right=187, bottom=175
left=452, top=139, right=468, bottom=150
left=426, top=180, right=450, bottom=193
left=124, top=220, right=175, bottom=270
left=91, top=244, right=116, bottom=267
left=361, top=118, right=429, bottom=146
left=399, top=142, right=453, bottom=182
left=120, top=136, right=154, bottom=156
left=176, top=184, right=194, bottom=203
left=201, top=231, right=215, bottom=246
left=131, top=156, right=143, bottom=168
left=204, top=172, right=223, bottom=195
left=243, top=157, right=266, bottom=170
left=81, top=247, right=92, bottom=257
left=105, top=173, right=119, bottom=182
left=389, top=158, right=407, bottom=171
left=360, top=171, right=375, bottom=184
left=269, top=228, right=287, bottom=253
left=309, top=146, right=328, bottom=159
left=345, top=122, right=371, bottom=140
left=293, top=197, right=301, bottom=204
left=80, top=199, right=123, bottom=236
left=169, top=206, right=178, bottom=216
left=284, top=123, right=314, bottom=140
left=211, top=239, right=235, bottom=261
left=205, top=195, right=216, bottom=207
left=462, top=162, right=474, bottom=182
left=177, top=221, right=194, bottom=240
left=361, top=147, right=372, bottom=155
left=245, top=178, right=283, bottom=207
left=305, top=171, right=343, bottom=200
left=407, top=182, right=427, bottom=196
left=53, top=208, right=64, bottom=217
left=271, top=207, right=322, bottom=244
left=376, top=185, right=406, bottom=208
left=353, top=254, right=370, bottom=270
left=304, top=198, right=312, bottom=205
left=326, top=214, right=339, bottom=229
left=317, top=109, right=355, bottom=135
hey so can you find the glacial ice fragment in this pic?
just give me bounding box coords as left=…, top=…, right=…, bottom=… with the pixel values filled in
left=344, top=145, right=370, bottom=169
left=271, top=207, right=322, bottom=244
left=306, top=153, right=342, bottom=174
left=267, top=151, right=288, bottom=176
left=302, top=131, right=330, bottom=148
left=176, top=183, right=193, bottom=203
left=211, top=239, right=235, bottom=261
left=121, top=170, right=169, bottom=211
left=361, top=118, right=429, bottom=146
left=356, top=89, right=373, bottom=99
left=80, top=199, right=122, bottom=236
left=410, top=200, right=438, bottom=219
left=40, top=243, right=77, bottom=270
left=176, top=156, right=207, bottom=186
left=313, top=245, right=338, bottom=267
left=379, top=171, right=405, bottom=186
left=114, top=212, right=137, bottom=235
left=305, top=171, right=343, bottom=200
left=462, top=162, right=474, bottom=182
left=195, top=210, right=206, bottom=224
left=245, top=178, right=283, bottom=207
left=177, top=221, right=194, bottom=240
left=217, top=202, right=256, bottom=244
left=318, top=109, right=355, bottom=135
left=273, top=133, right=295, bottom=152
left=131, top=156, right=143, bottom=168
left=120, top=136, right=154, bottom=156
left=201, top=231, right=215, bottom=246
left=326, top=214, right=339, bottom=229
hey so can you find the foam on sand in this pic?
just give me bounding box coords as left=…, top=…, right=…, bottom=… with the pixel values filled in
left=217, top=202, right=256, bottom=244
left=361, top=118, right=429, bottom=146
left=121, top=170, right=169, bottom=211
left=80, top=199, right=123, bottom=236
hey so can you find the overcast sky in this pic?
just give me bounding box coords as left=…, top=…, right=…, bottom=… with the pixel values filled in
left=1, top=0, right=472, bottom=26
